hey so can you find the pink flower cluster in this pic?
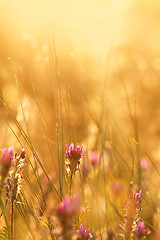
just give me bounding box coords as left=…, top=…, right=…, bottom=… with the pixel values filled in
left=0, top=147, right=14, bottom=165
left=134, top=190, right=142, bottom=202
left=66, top=143, right=83, bottom=161
left=134, top=221, right=151, bottom=238
left=77, top=224, right=93, bottom=240
left=57, top=195, right=79, bottom=219
left=65, top=143, right=83, bottom=176
left=0, top=147, right=14, bottom=182
left=140, top=158, right=150, bottom=171
left=0, top=147, right=26, bottom=201
left=88, top=151, right=100, bottom=167
left=57, top=195, right=80, bottom=240
left=130, top=189, right=142, bottom=203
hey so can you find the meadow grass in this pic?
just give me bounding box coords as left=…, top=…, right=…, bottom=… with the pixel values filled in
left=0, top=4, right=160, bottom=238
left=0, top=62, right=158, bottom=239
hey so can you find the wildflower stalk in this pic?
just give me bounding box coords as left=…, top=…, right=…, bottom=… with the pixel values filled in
left=69, top=175, right=73, bottom=196
left=65, top=143, right=83, bottom=195
left=57, top=195, right=80, bottom=240
left=77, top=224, right=93, bottom=239
left=11, top=200, right=14, bottom=240
left=117, top=190, right=142, bottom=240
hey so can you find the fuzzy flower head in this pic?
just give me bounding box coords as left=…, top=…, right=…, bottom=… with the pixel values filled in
left=134, top=221, right=151, bottom=238
left=140, top=158, right=150, bottom=171
left=111, top=181, right=125, bottom=199
left=0, top=147, right=14, bottom=166
left=65, top=143, right=83, bottom=176
left=118, top=189, right=142, bottom=239
left=130, top=189, right=142, bottom=204
left=82, top=164, right=90, bottom=175
left=88, top=151, right=100, bottom=167
left=57, top=195, right=80, bottom=220
left=57, top=195, right=80, bottom=240
left=77, top=224, right=93, bottom=240
left=0, top=147, right=14, bottom=183
left=5, top=148, right=26, bottom=202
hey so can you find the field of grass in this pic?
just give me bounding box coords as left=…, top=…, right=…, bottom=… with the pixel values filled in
left=0, top=0, right=160, bottom=239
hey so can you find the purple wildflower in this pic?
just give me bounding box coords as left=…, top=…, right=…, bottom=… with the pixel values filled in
left=118, top=189, right=142, bottom=239
left=0, top=147, right=14, bottom=165
left=57, top=195, right=79, bottom=220
left=130, top=189, right=142, bottom=203
left=0, top=147, right=14, bottom=183
left=19, top=148, right=25, bottom=160
left=65, top=143, right=83, bottom=176
left=82, top=164, right=90, bottom=174
left=134, top=190, right=142, bottom=202
left=140, top=158, right=150, bottom=171
left=5, top=148, right=26, bottom=202
left=111, top=181, right=124, bottom=197
left=134, top=221, right=151, bottom=238
left=57, top=195, right=80, bottom=240
left=77, top=224, right=93, bottom=240
left=88, top=151, right=100, bottom=167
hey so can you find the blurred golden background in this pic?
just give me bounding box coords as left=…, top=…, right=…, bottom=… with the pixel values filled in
left=1, top=0, right=160, bottom=152
left=1, top=1, right=160, bottom=239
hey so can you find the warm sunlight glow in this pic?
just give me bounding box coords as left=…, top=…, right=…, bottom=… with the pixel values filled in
left=0, top=1, right=160, bottom=239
